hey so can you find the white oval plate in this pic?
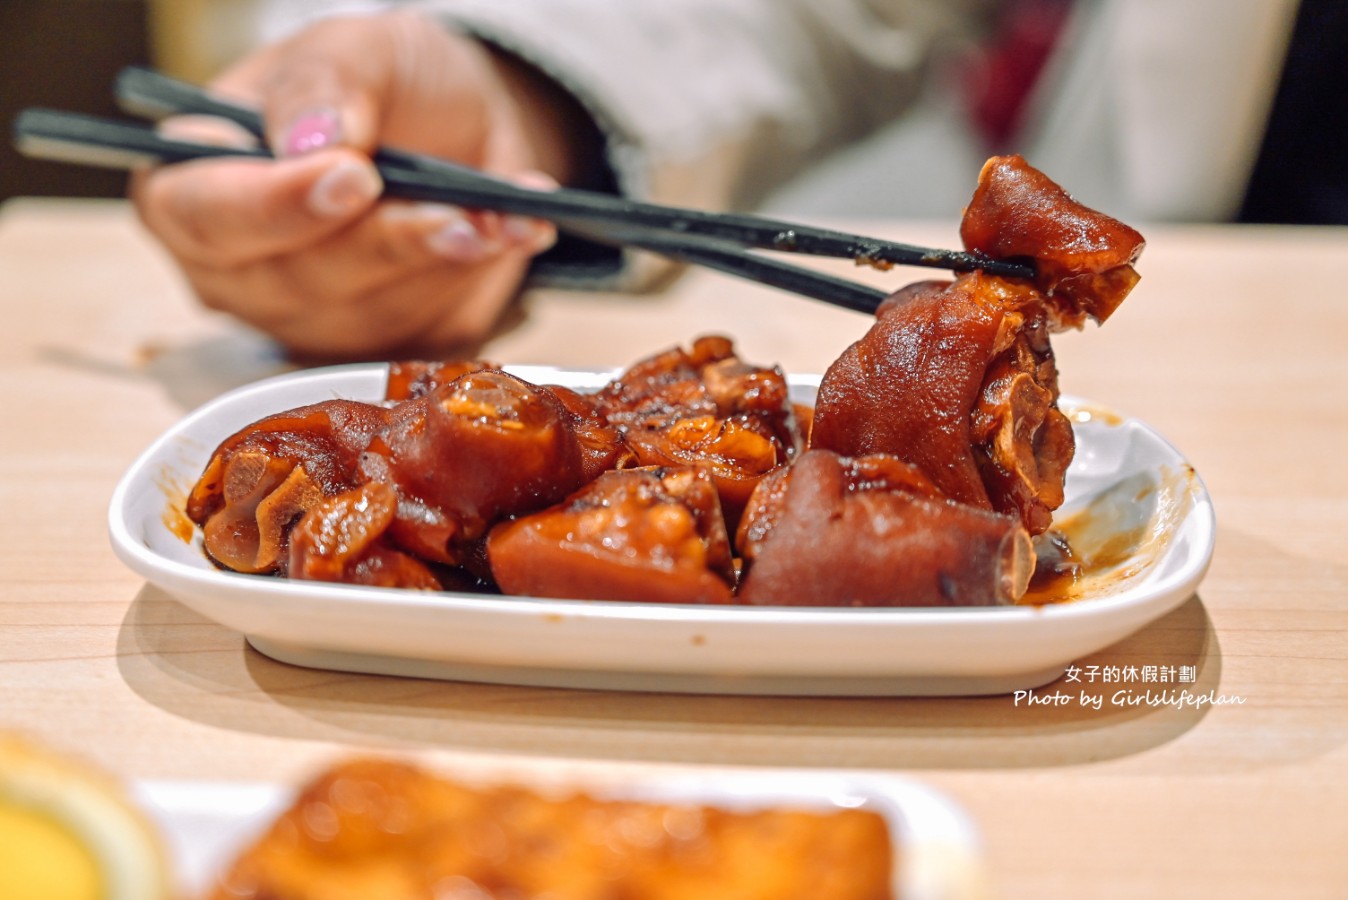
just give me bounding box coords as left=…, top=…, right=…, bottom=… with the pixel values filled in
left=109, top=364, right=1215, bottom=696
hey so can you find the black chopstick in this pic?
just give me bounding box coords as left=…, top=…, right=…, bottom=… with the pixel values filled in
left=112, top=66, right=1034, bottom=281
left=12, top=107, right=890, bottom=313
left=116, top=66, right=445, bottom=178
left=14, top=108, right=270, bottom=168
left=569, top=225, right=889, bottom=314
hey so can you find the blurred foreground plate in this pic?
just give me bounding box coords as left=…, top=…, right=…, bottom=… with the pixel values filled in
left=135, top=767, right=987, bottom=900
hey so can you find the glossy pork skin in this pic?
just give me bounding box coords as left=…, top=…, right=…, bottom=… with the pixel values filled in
left=596, top=336, right=803, bottom=526
left=384, top=359, right=492, bottom=401
left=186, top=400, right=390, bottom=574
left=187, top=370, right=606, bottom=581
left=358, top=370, right=589, bottom=564
left=960, top=153, right=1145, bottom=326
left=736, top=450, right=1033, bottom=607
left=812, top=155, right=1143, bottom=535
left=811, top=276, right=1071, bottom=533
left=288, top=482, right=442, bottom=589
left=488, top=466, right=736, bottom=604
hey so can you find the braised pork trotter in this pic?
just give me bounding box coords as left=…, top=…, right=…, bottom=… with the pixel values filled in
left=488, top=466, right=736, bottom=604
left=186, top=400, right=390, bottom=574
left=736, top=450, right=1033, bottom=606
left=811, top=155, right=1143, bottom=534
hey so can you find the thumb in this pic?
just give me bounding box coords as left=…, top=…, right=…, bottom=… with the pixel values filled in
left=208, top=23, right=388, bottom=158
left=261, top=62, right=382, bottom=159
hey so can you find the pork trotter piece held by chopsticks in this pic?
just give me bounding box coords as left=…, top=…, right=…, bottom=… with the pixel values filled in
left=810, top=155, right=1145, bottom=535
left=960, top=154, right=1146, bottom=326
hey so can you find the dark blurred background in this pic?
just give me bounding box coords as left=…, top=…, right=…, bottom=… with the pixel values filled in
left=1, top=1, right=153, bottom=201
left=2, top=1, right=1341, bottom=223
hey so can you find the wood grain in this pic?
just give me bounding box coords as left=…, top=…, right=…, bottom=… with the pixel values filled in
left=1, top=199, right=1344, bottom=898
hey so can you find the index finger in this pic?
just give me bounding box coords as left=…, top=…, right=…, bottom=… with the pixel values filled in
left=129, top=146, right=382, bottom=268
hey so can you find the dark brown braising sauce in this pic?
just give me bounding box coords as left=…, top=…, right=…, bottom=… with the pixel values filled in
left=157, top=464, right=196, bottom=544
left=1019, top=463, right=1197, bottom=606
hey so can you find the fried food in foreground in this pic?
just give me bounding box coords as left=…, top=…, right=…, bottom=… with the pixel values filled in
left=211, top=759, right=895, bottom=900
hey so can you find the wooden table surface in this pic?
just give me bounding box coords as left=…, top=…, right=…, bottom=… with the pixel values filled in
left=2, top=197, right=1345, bottom=898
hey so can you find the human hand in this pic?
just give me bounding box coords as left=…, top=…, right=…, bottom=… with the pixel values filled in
left=131, top=10, right=589, bottom=359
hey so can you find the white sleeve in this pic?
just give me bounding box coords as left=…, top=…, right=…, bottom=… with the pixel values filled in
left=1020, top=0, right=1299, bottom=222
left=408, top=0, right=993, bottom=287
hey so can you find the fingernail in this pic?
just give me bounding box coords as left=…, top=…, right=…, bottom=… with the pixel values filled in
left=307, top=160, right=381, bottom=217
left=282, top=109, right=341, bottom=157
left=425, top=214, right=489, bottom=261
left=502, top=215, right=540, bottom=243
left=500, top=213, right=558, bottom=253
left=532, top=224, right=559, bottom=252
left=512, top=169, right=560, bottom=192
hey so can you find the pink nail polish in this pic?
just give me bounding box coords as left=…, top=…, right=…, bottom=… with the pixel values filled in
left=283, top=110, right=341, bottom=157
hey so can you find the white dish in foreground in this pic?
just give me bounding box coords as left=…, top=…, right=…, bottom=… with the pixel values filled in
left=109, top=364, right=1215, bottom=696
left=135, top=768, right=985, bottom=900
